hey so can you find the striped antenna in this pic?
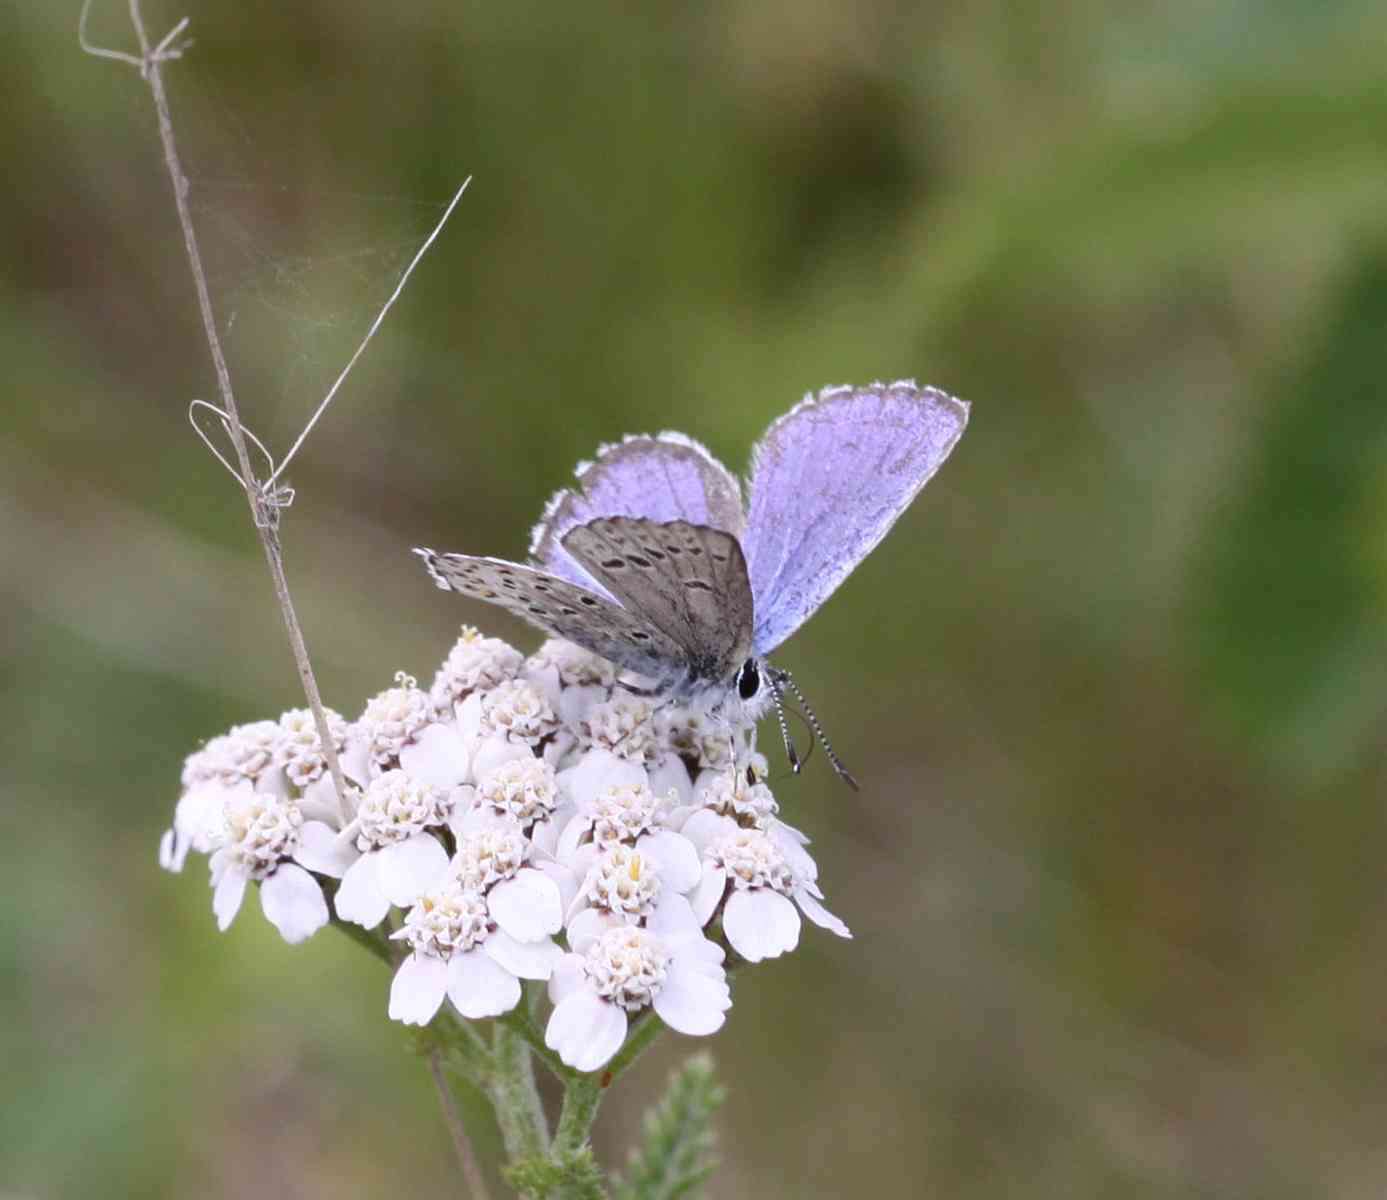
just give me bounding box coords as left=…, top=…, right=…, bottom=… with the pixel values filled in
left=766, top=669, right=802, bottom=774
left=769, top=668, right=859, bottom=791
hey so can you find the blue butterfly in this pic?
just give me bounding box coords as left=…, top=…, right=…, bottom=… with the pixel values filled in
left=417, top=380, right=968, bottom=786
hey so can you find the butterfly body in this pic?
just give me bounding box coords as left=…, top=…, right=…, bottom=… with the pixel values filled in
left=417, top=380, right=969, bottom=782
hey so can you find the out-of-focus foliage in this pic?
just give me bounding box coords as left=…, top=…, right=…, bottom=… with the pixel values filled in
left=5, top=1, right=1387, bottom=1197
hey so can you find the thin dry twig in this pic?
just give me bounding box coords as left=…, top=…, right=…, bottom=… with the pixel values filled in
left=87, top=3, right=487, bottom=1183
left=90, top=0, right=355, bottom=822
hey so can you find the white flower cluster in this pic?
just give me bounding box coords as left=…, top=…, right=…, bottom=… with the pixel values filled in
left=161, top=626, right=851, bottom=1072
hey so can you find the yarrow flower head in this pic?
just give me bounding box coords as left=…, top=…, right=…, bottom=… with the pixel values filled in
left=354, top=769, right=451, bottom=852
left=389, top=867, right=561, bottom=1025
left=186, top=720, right=281, bottom=790
left=480, top=679, right=560, bottom=746
left=207, top=790, right=329, bottom=945
left=581, top=694, right=657, bottom=762
left=474, top=756, right=560, bottom=830
left=696, top=770, right=779, bottom=830
left=579, top=845, right=663, bottom=924
left=302, top=769, right=454, bottom=931
left=454, top=824, right=529, bottom=891
left=546, top=895, right=730, bottom=1072
left=430, top=626, right=524, bottom=716
left=683, top=811, right=851, bottom=963
left=162, top=721, right=289, bottom=873
left=357, top=672, right=433, bottom=772
left=527, top=637, right=618, bottom=690
left=658, top=707, right=735, bottom=773
left=273, top=707, right=349, bottom=789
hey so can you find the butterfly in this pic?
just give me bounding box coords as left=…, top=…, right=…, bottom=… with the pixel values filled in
left=415, top=380, right=969, bottom=787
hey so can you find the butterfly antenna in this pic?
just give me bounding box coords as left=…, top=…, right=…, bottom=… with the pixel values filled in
left=765, top=670, right=802, bottom=775
left=772, top=669, right=859, bottom=791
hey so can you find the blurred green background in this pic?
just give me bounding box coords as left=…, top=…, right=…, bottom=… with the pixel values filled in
left=6, top=1, right=1387, bottom=1196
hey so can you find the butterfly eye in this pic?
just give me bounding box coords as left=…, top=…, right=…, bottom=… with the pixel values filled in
left=737, top=659, right=761, bottom=701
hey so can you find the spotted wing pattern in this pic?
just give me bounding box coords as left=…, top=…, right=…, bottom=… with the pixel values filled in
left=530, top=434, right=745, bottom=598
left=560, top=517, right=753, bottom=688
left=414, top=548, right=684, bottom=684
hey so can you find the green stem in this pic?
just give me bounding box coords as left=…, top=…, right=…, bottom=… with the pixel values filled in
left=605, top=1011, right=665, bottom=1083
left=329, top=913, right=394, bottom=967
left=500, top=1007, right=572, bottom=1081
left=552, top=1073, right=604, bottom=1159
left=489, top=1022, right=550, bottom=1160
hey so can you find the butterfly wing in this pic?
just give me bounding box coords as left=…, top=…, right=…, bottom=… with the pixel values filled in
left=561, top=517, right=754, bottom=688
left=414, top=548, right=685, bottom=683
left=530, top=434, right=744, bottom=597
left=744, top=380, right=969, bottom=655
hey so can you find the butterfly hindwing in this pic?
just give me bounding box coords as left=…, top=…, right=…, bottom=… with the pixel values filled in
left=560, top=517, right=753, bottom=687
left=414, top=548, right=683, bottom=683
left=530, top=434, right=745, bottom=595
left=743, top=380, right=969, bottom=655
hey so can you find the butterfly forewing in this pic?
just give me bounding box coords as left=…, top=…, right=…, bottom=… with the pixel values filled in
left=414, top=548, right=683, bottom=683
left=561, top=517, right=754, bottom=688
left=743, top=380, right=969, bottom=655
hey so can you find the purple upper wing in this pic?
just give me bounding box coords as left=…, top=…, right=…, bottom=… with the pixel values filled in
left=744, top=380, right=969, bottom=655
left=530, top=432, right=744, bottom=598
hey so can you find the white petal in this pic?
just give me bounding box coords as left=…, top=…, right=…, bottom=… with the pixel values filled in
left=484, top=930, right=562, bottom=981
left=254, top=766, right=290, bottom=798
left=663, top=804, right=698, bottom=831
left=636, top=831, right=702, bottom=894
left=212, top=868, right=247, bottom=931
left=400, top=723, right=471, bottom=789
left=647, top=893, right=702, bottom=943
left=208, top=847, right=231, bottom=887
left=259, top=863, right=329, bottom=944
left=158, top=828, right=187, bottom=873
left=455, top=692, right=484, bottom=741
left=293, top=820, right=359, bottom=878
left=471, top=736, right=533, bottom=782
left=646, top=754, right=693, bottom=807
left=678, top=809, right=736, bottom=853
left=389, top=954, right=448, bottom=1025
left=545, top=992, right=627, bottom=1072
left=558, top=749, right=647, bottom=808
left=454, top=799, right=518, bottom=836
left=557, top=683, right=606, bottom=729
left=532, top=859, right=580, bottom=915
left=548, top=953, right=587, bottom=1005
left=772, top=825, right=818, bottom=882
left=653, top=965, right=730, bottom=1036
left=529, top=806, right=567, bottom=857
left=688, top=864, right=727, bottom=927
left=374, top=834, right=450, bottom=906
left=447, top=948, right=522, bottom=1018
left=797, top=890, right=852, bottom=939
left=299, top=776, right=345, bottom=825
left=555, top=812, right=592, bottom=863
left=332, top=853, right=391, bottom=928
left=724, top=888, right=800, bottom=962
left=340, top=736, right=373, bottom=787
left=489, top=868, right=563, bottom=941
left=567, top=906, right=621, bottom=953
left=525, top=663, right=564, bottom=710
